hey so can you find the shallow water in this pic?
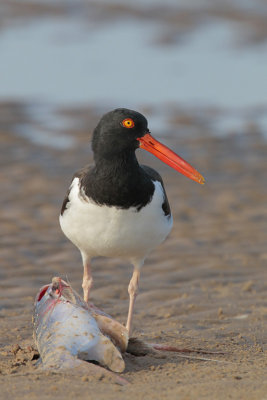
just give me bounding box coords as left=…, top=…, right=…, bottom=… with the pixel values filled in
left=1, top=11, right=267, bottom=107
left=0, top=0, right=267, bottom=146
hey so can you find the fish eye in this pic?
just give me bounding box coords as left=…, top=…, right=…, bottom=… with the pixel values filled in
left=122, top=118, right=135, bottom=129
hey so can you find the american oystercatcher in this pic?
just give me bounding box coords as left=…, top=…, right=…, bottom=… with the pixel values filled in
left=59, top=108, right=204, bottom=335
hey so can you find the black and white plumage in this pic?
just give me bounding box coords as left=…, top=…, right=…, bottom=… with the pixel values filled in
left=59, top=108, right=204, bottom=334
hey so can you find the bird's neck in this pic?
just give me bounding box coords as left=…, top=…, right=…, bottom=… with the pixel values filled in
left=82, top=150, right=155, bottom=209
left=94, top=150, right=139, bottom=176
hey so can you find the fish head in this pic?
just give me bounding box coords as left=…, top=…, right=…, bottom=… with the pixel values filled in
left=34, top=277, right=82, bottom=312
left=51, top=277, right=82, bottom=304
left=33, top=277, right=89, bottom=338
left=33, top=278, right=70, bottom=338
left=33, top=278, right=71, bottom=320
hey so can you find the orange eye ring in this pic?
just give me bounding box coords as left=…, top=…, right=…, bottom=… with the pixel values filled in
left=122, top=118, right=135, bottom=129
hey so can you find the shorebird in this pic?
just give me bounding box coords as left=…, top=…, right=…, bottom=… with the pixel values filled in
left=59, top=108, right=204, bottom=335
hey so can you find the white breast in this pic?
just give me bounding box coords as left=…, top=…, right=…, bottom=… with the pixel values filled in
left=59, top=177, right=173, bottom=263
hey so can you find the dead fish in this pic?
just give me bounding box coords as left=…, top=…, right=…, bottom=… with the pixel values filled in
left=33, top=277, right=126, bottom=379
left=88, top=303, right=129, bottom=353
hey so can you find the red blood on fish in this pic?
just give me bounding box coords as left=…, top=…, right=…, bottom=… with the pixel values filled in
left=37, top=285, right=49, bottom=302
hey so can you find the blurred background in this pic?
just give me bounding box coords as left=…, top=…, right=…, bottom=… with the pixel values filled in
left=1, top=0, right=267, bottom=141
left=1, top=0, right=267, bottom=346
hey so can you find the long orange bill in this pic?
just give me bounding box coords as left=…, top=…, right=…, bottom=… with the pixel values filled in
left=137, top=133, right=205, bottom=185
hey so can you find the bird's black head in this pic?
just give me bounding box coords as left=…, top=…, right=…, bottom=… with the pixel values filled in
left=92, top=108, right=148, bottom=161
left=91, top=107, right=205, bottom=184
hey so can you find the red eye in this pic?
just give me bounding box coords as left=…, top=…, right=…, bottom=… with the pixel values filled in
left=122, top=118, right=135, bottom=128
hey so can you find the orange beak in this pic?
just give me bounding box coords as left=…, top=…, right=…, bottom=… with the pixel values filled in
left=137, top=133, right=205, bottom=185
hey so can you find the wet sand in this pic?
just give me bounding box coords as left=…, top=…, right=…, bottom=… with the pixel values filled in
left=0, top=103, right=266, bottom=399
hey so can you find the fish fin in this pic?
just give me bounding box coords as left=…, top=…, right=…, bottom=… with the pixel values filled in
left=94, top=335, right=125, bottom=373
left=93, top=313, right=129, bottom=352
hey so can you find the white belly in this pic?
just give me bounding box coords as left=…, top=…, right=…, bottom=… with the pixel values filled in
left=59, top=177, right=173, bottom=263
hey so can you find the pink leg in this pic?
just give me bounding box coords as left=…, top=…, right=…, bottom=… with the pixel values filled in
left=82, top=258, right=93, bottom=303
left=126, top=267, right=141, bottom=336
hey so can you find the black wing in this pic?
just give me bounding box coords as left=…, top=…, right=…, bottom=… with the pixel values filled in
left=141, top=165, right=171, bottom=217
left=60, top=164, right=93, bottom=216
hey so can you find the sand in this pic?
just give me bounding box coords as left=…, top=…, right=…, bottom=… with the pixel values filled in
left=0, top=103, right=266, bottom=399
